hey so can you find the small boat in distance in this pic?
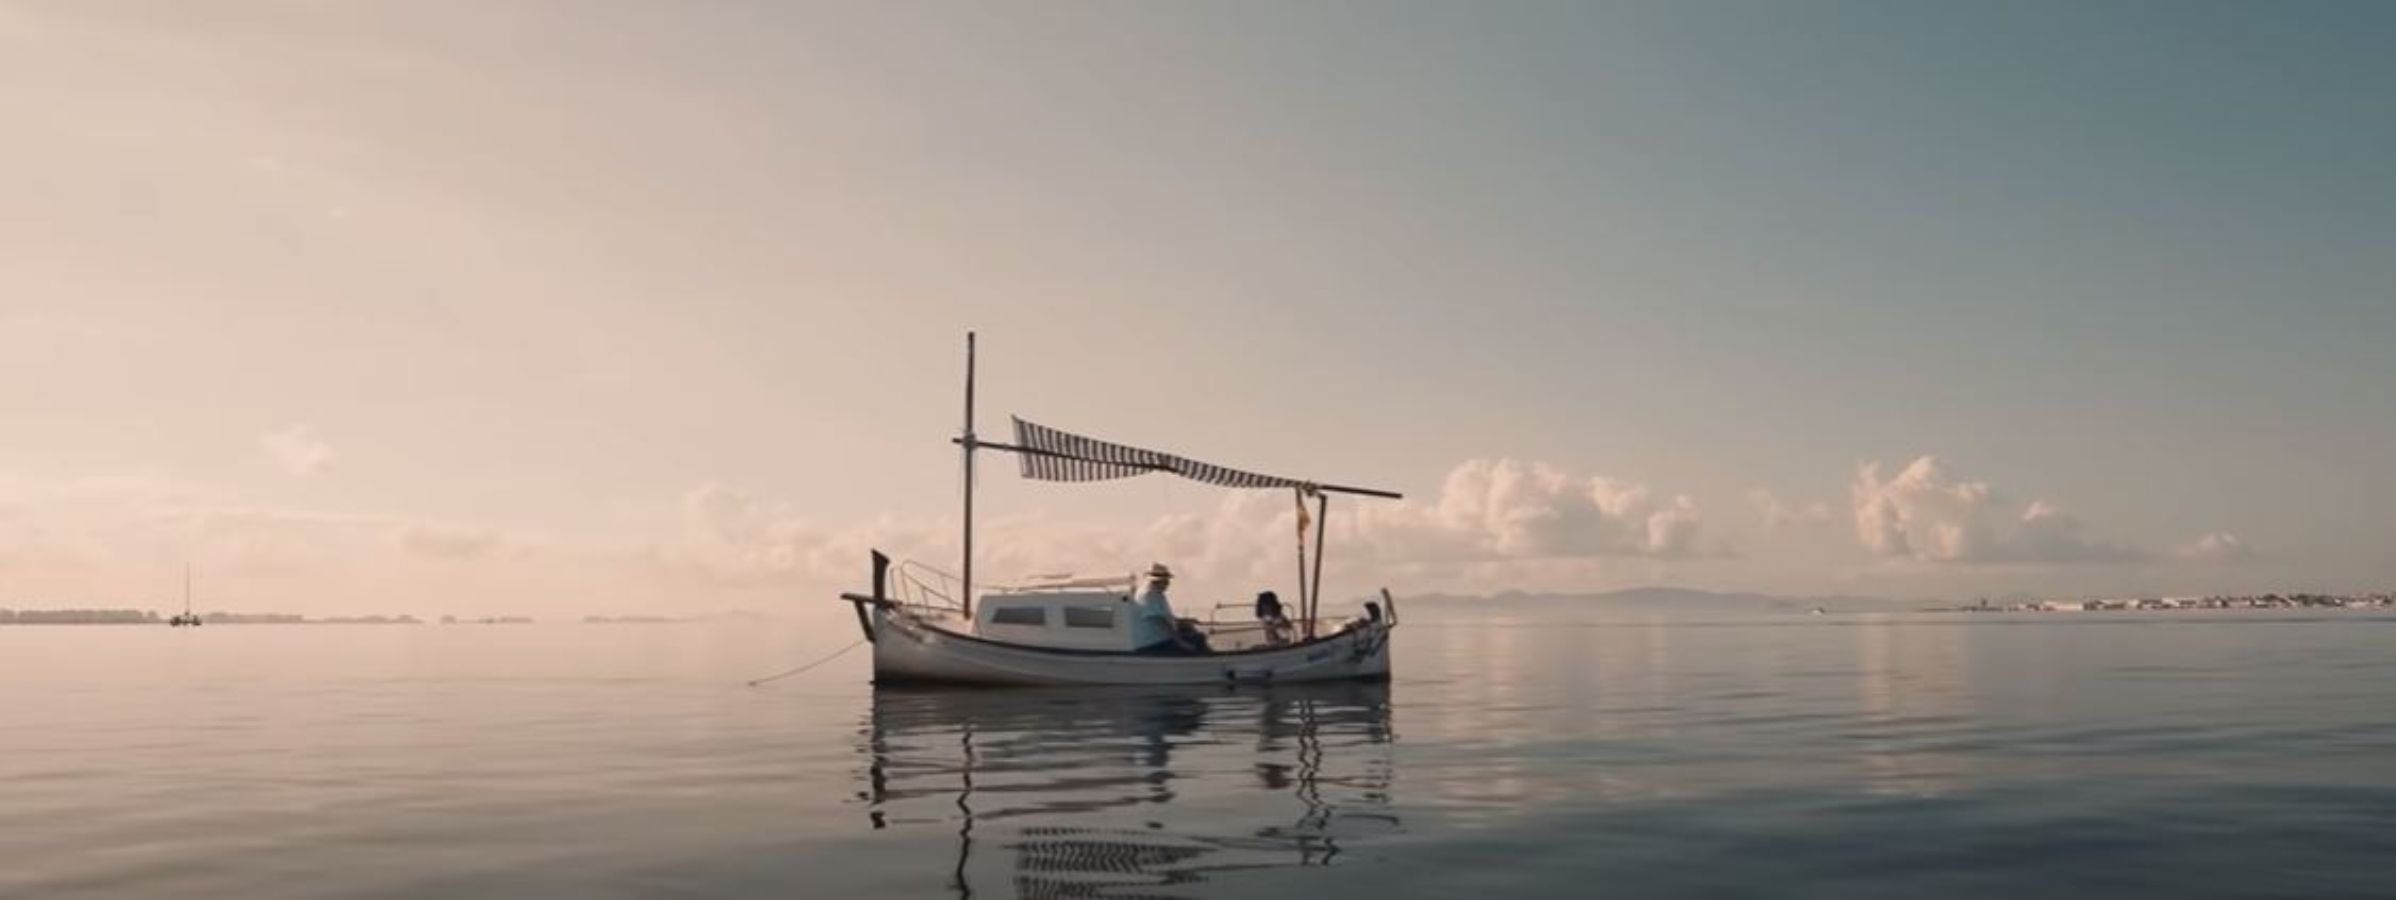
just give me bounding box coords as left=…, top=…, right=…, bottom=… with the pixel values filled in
left=169, top=564, right=203, bottom=627
left=837, top=333, right=1403, bottom=686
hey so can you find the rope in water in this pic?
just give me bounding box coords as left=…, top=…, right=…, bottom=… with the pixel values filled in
left=746, top=638, right=866, bottom=686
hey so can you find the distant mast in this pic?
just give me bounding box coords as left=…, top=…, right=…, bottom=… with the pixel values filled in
left=170, top=563, right=202, bottom=627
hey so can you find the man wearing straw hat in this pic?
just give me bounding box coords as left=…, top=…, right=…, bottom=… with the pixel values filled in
left=1132, top=563, right=1201, bottom=653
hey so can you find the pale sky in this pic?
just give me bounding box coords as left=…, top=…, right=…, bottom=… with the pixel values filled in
left=4, top=1, right=2390, bottom=616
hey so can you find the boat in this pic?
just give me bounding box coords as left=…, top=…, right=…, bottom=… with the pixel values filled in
left=168, top=564, right=202, bottom=627
left=837, top=333, right=1404, bottom=686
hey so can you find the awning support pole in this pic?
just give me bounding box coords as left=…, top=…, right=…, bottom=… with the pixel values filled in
left=1309, top=490, right=1328, bottom=639
left=1293, top=487, right=1310, bottom=639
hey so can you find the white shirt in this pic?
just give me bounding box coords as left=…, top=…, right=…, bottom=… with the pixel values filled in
left=1130, top=583, right=1177, bottom=649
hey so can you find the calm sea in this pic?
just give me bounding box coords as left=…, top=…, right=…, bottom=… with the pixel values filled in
left=3, top=611, right=2391, bottom=898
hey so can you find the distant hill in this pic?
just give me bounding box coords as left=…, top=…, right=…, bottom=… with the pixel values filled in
left=1401, top=587, right=1920, bottom=618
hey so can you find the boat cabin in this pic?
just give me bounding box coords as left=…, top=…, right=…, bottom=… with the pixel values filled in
left=972, top=584, right=1142, bottom=652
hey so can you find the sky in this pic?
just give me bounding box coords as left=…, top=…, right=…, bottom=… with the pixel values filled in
left=3, top=1, right=2391, bottom=617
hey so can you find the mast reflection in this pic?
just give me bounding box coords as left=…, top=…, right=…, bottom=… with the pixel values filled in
left=859, top=684, right=1398, bottom=898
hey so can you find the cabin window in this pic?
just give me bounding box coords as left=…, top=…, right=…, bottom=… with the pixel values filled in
left=1063, top=607, right=1115, bottom=629
left=989, top=606, right=1046, bottom=626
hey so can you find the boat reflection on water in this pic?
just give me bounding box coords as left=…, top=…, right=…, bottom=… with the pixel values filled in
left=858, top=683, right=1399, bottom=898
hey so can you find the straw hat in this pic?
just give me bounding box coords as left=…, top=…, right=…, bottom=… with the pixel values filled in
left=1145, top=562, right=1174, bottom=580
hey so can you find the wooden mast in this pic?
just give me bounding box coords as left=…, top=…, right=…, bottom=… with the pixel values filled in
left=961, top=331, right=977, bottom=618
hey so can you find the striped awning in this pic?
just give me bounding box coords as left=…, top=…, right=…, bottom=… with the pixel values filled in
left=1010, top=417, right=1317, bottom=492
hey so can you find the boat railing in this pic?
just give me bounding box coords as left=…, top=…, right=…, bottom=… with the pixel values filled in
left=1199, top=601, right=1351, bottom=630
left=1009, top=572, right=1139, bottom=593
left=891, top=560, right=968, bottom=619
left=1196, top=602, right=1375, bottom=651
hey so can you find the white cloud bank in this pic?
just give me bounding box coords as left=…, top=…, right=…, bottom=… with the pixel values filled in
left=0, top=472, right=582, bottom=613
left=1348, top=459, right=1717, bottom=562
left=2176, top=531, right=2257, bottom=563
left=1851, top=456, right=2248, bottom=566
left=259, top=424, right=336, bottom=477
left=5, top=450, right=2274, bottom=615
left=656, top=459, right=1726, bottom=596
left=1749, top=489, right=1833, bottom=531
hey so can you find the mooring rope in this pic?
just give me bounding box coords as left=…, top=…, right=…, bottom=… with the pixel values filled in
left=746, top=638, right=866, bottom=687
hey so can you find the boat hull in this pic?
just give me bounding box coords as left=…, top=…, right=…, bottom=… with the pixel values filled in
left=871, top=607, right=1392, bottom=686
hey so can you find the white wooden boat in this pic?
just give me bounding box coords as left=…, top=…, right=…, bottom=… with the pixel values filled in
left=837, top=334, right=1403, bottom=686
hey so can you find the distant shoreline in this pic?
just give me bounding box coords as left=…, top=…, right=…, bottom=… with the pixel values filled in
left=1927, top=592, right=2394, bottom=614
left=0, top=610, right=708, bottom=626
left=0, top=611, right=427, bottom=626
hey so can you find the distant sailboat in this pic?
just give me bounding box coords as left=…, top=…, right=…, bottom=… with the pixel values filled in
left=169, top=564, right=203, bottom=627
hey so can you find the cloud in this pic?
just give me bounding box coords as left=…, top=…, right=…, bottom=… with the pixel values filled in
left=1, top=451, right=2266, bottom=615
left=656, top=482, right=1156, bottom=591
left=259, top=424, right=336, bottom=477
left=657, top=483, right=839, bottom=586
left=1356, top=459, right=1722, bottom=561
left=0, top=469, right=600, bottom=615
left=1749, top=489, right=1832, bottom=531
left=651, top=459, right=1726, bottom=596
left=2176, top=532, right=2256, bottom=563
left=0, top=472, right=535, bottom=572
left=397, top=525, right=517, bottom=560
left=1851, top=456, right=2144, bottom=564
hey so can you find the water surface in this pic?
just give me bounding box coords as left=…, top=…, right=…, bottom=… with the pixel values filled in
left=3, top=611, right=2390, bottom=898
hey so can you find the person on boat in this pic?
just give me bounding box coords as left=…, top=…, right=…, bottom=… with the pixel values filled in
left=1255, top=590, right=1293, bottom=647
left=1133, top=563, right=1205, bottom=654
